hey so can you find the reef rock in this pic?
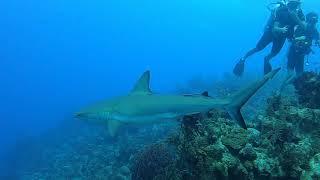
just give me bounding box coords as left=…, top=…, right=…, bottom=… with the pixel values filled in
left=203, top=140, right=227, bottom=159
left=239, top=144, right=257, bottom=161
left=293, top=72, right=320, bottom=109
left=221, top=128, right=249, bottom=151
left=254, top=152, right=281, bottom=177
left=247, top=128, right=261, bottom=147
left=119, top=166, right=131, bottom=176
left=112, top=174, right=127, bottom=180
left=301, top=153, right=320, bottom=180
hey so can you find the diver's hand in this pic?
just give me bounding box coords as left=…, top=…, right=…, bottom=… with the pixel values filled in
left=280, top=26, right=289, bottom=34
left=274, top=26, right=288, bottom=34
left=295, top=36, right=306, bottom=41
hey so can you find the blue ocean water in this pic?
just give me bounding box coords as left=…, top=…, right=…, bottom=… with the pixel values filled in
left=0, top=0, right=319, bottom=178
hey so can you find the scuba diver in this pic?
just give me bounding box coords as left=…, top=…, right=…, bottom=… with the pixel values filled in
left=282, top=12, right=319, bottom=85
left=233, top=0, right=306, bottom=76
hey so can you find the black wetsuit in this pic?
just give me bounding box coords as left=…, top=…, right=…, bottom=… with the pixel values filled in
left=234, top=5, right=306, bottom=76
left=256, top=7, right=305, bottom=55
left=287, top=25, right=319, bottom=74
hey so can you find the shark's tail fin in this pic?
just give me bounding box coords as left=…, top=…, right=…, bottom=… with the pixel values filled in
left=227, top=68, right=280, bottom=129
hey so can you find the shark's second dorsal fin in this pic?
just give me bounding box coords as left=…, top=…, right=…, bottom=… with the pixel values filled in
left=201, top=91, right=209, bottom=97
left=131, top=71, right=152, bottom=95
left=183, top=91, right=211, bottom=97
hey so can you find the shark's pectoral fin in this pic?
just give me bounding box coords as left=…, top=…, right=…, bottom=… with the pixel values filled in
left=107, top=120, right=122, bottom=137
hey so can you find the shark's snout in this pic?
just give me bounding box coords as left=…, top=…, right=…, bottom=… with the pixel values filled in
left=74, top=111, right=107, bottom=124
left=74, top=112, right=88, bottom=120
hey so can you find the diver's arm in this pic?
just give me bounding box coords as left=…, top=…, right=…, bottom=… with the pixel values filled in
left=272, top=22, right=288, bottom=34
left=289, top=10, right=306, bottom=30
left=295, top=36, right=306, bottom=41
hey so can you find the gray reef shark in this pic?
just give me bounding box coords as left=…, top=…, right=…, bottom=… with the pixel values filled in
left=75, top=68, right=280, bottom=136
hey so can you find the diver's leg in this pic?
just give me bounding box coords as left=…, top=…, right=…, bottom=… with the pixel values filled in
left=279, top=69, right=295, bottom=94
left=234, top=31, right=273, bottom=76
left=264, top=53, right=276, bottom=75
left=234, top=47, right=260, bottom=76
left=242, top=48, right=260, bottom=61
left=242, top=31, right=273, bottom=61
left=264, top=37, right=286, bottom=75
left=279, top=47, right=295, bottom=94
left=285, top=50, right=296, bottom=85
left=287, top=46, right=296, bottom=74
left=295, top=55, right=305, bottom=76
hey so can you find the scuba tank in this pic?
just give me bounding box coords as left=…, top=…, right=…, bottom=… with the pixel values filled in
left=264, top=0, right=287, bottom=31
left=266, top=0, right=287, bottom=12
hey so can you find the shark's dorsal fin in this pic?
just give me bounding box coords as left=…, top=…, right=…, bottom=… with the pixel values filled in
left=131, top=71, right=152, bottom=95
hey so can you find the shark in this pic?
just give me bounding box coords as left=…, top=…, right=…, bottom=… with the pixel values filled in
left=75, top=68, right=280, bottom=136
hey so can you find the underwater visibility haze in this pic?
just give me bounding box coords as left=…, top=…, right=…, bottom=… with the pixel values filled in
left=1, top=0, right=320, bottom=179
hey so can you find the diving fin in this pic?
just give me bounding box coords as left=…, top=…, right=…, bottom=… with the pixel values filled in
left=233, top=59, right=245, bottom=77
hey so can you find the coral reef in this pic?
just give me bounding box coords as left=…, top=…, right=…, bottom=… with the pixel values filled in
left=159, top=88, right=320, bottom=179
left=300, top=153, right=320, bottom=180
left=6, top=121, right=175, bottom=179
left=131, top=143, right=177, bottom=180
left=293, top=72, right=320, bottom=109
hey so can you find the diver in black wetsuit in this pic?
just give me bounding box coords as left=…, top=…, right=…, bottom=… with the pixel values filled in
left=233, top=0, right=306, bottom=76
left=287, top=12, right=319, bottom=76
left=279, top=12, right=320, bottom=93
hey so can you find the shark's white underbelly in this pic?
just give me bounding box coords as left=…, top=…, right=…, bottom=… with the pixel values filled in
left=112, top=112, right=181, bottom=124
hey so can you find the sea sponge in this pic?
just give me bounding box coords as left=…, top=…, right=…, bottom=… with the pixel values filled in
left=221, top=153, right=239, bottom=169
left=260, top=117, right=295, bottom=146
left=301, top=153, right=320, bottom=180
left=254, top=152, right=280, bottom=177
left=203, top=140, right=228, bottom=160
left=280, top=140, right=313, bottom=178
left=211, top=153, right=239, bottom=177
left=310, top=153, right=320, bottom=177
left=298, top=108, right=320, bottom=133
left=221, top=128, right=249, bottom=151
left=239, top=144, right=257, bottom=161
left=247, top=128, right=261, bottom=147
